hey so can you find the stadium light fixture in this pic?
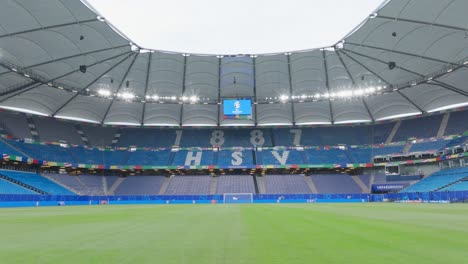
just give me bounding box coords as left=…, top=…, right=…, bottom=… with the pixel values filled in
left=119, top=92, right=135, bottom=100
left=98, top=89, right=111, bottom=97
left=189, top=96, right=198, bottom=102
left=279, top=95, right=289, bottom=102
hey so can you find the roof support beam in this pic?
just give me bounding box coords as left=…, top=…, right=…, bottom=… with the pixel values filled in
left=0, top=19, right=98, bottom=39
left=426, top=82, right=468, bottom=97
left=179, top=56, right=188, bottom=126
left=286, top=55, right=295, bottom=125
left=51, top=52, right=135, bottom=117
left=1, top=44, right=130, bottom=76
left=340, top=49, right=427, bottom=113
left=322, top=50, right=334, bottom=123
left=376, top=15, right=468, bottom=34
left=344, top=42, right=455, bottom=66
left=217, top=57, right=221, bottom=127
left=0, top=51, right=133, bottom=104
left=397, top=90, right=425, bottom=113
left=141, top=52, right=153, bottom=125
left=343, top=48, right=468, bottom=97
left=0, top=82, right=40, bottom=102
left=101, top=53, right=139, bottom=124
left=253, top=57, right=258, bottom=126
left=339, top=50, right=392, bottom=86
left=336, top=51, right=356, bottom=85
left=362, top=98, right=375, bottom=122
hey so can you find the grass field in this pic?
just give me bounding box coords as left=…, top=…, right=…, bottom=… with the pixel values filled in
left=0, top=203, right=467, bottom=263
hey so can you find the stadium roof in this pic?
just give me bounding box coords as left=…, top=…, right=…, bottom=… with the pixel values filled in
left=0, top=0, right=467, bottom=127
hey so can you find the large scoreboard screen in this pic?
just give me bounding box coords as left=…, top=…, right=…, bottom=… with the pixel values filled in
left=223, top=98, right=252, bottom=120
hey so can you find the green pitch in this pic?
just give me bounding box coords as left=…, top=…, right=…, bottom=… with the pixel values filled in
left=0, top=203, right=467, bottom=264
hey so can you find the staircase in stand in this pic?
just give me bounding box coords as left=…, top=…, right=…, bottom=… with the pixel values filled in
left=42, top=174, right=79, bottom=194
left=386, top=120, right=401, bottom=144
left=437, top=113, right=450, bottom=138
left=255, top=176, right=266, bottom=194
left=351, top=176, right=369, bottom=193
left=209, top=176, right=218, bottom=195
left=0, top=138, right=32, bottom=158
left=403, top=141, right=413, bottom=154
left=434, top=177, right=468, bottom=192
left=25, top=116, right=40, bottom=141
left=304, top=176, right=318, bottom=193
left=102, top=176, right=108, bottom=195
left=158, top=177, right=172, bottom=195
left=0, top=174, right=46, bottom=194
left=108, top=177, right=126, bottom=195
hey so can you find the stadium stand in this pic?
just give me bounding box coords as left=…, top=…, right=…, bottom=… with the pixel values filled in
left=164, top=176, right=211, bottom=195
left=217, top=150, right=254, bottom=167
left=172, top=150, right=215, bottom=166
left=33, top=117, right=83, bottom=145
left=444, top=110, right=468, bottom=136
left=118, top=128, right=176, bottom=147
left=262, top=150, right=304, bottom=165
left=9, top=141, right=75, bottom=163
left=393, top=115, right=442, bottom=142
left=0, top=178, right=37, bottom=194
left=263, top=175, right=311, bottom=194
left=401, top=167, right=468, bottom=193
left=439, top=180, right=468, bottom=191
left=0, top=170, right=75, bottom=195
left=81, top=125, right=117, bottom=147
left=0, top=139, right=26, bottom=157
left=0, top=111, right=31, bottom=139
left=304, top=149, right=350, bottom=164
left=409, top=139, right=453, bottom=153
left=126, top=150, right=171, bottom=166
left=310, top=174, right=362, bottom=194
left=44, top=174, right=105, bottom=195
left=113, top=176, right=166, bottom=195
left=215, top=175, right=256, bottom=194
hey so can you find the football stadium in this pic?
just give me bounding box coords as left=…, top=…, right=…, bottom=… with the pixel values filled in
left=0, top=0, right=468, bottom=263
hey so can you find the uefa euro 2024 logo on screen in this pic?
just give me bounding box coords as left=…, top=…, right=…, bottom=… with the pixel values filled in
left=233, top=100, right=242, bottom=115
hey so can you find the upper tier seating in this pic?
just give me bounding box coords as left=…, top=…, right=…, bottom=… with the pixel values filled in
left=0, top=139, right=25, bottom=157
left=81, top=125, right=117, bottom=146
left=0, top=170, right=75, bottom=195
left=273, top=123, right=395, bottom=146
left=164, top=175, right=211, bottom=195
left=304, top=149, right=350, bottom=164
left=409, top=140, right=452, bottom=152
left=126, top=150, right=170, bottom=166
left=262, top=150, right=304, bottom=165
left=9, top=141, right=75, bottom=162
left=445, top=110, right=468, bottom=135
left=0, top=178, right=37, bottom=194
left=401, top=167, right=468, bottom=193
left=393, top=115, right=442, bottom=142
left=216, top=175, right=255, bottom=194
left=217, top=150, right=254, bottom=167
left=0, top=111, right=31, bottom=139
left=172, top=151, right=214, bottom=166
left=118, top=128, right=176, bottom=147
left=33, top=117, right=82, bottom=145
left=263, top=175, right=311, bottom=194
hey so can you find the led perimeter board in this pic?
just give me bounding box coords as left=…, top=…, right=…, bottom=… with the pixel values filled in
left=223, top=98, right=252, bottom=120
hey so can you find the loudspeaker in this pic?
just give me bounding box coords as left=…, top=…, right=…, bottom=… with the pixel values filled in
left=79, top=65, right=87, bottom=73
left=388, top=61, right=396, bottom=70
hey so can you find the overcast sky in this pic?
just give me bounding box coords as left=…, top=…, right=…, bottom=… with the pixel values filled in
left=85, top=0, right=384, bottom=54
